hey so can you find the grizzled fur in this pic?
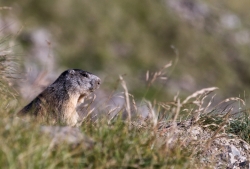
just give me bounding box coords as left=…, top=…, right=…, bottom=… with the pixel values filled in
left=18, top=69, right=101, bottom=126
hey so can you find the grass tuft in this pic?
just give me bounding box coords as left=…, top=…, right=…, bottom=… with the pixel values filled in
left=0, top=35, right=249, bottom=168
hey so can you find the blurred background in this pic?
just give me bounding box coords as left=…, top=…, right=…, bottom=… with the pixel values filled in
left=1, top=0, right=250, bottom=106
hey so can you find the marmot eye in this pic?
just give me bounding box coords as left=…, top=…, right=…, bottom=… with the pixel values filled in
left=81, top=72, right=89, bottom=78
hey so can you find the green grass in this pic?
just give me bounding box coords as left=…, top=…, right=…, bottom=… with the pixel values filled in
left=0, top=56, right=249, bottom=168
left=0, top=114, right=196, bottom=169
left=1, top=64, right=249, bottom=168
left=1, top=20, right=250, bottom=168
left=227, top=111, right=250, bottom=143
left=81, top=119, right=190, bottom=168
left=2, top=86, right=250, bottom=168
left=2, top=82, right=250, bottom=169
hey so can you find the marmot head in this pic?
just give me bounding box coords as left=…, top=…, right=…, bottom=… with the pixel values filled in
left=56, top=69, right=101, bottom=96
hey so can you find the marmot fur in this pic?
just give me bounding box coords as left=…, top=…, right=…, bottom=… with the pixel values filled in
left=17, top=69, right=101, bottom=126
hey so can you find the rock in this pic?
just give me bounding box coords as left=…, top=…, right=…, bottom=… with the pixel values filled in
left=40, top=126, right=95, bottom=149
left=159, top=122, right=250, bottom=168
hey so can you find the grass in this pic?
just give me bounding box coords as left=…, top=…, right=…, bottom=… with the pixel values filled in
left=0, top=97, right=187, bottom=169
left=1, top=81, right=249, bottom=168
left=227, top=111, right=250, bottom=143
left=0, top=115, right=197, bottom=169
left=1, top=63, right=250, bottom=168
left=0, top=28, right=250, bottom=169
left=0, top=46, right=199, bottom=168
left=81, top=119, right=190, bottom=168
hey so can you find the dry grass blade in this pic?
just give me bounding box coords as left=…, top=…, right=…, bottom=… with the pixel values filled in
left=203, top=94, right=216, bottom=115
left=192, top=90, right=213, bottom=121
left=213, top=97, right=246, bottom=108
left=119, top=75, right=131, bottom=123
left=158, top=102, right=171, bottom=110
left=129, top=93, right=137, bottom=113
left=108, top=110, right=122, bottom=125
left=182, top=87, right=219, bottom=105
left=81, top=108, right=95, bottom=123
left=163, top=61, right=172, bottom=69
left=107, top=107, right=120, bottom=116
left=173, top=98, right=181, bottom=123
left=78, top=94, right=96, bottom=112
left=146, top=70, right=149, bottom=82
left=145, top=100, right=158, bottom=128
left=205, top=108, right=232, bottom=148
left=146, top=61, right=172, bottom=87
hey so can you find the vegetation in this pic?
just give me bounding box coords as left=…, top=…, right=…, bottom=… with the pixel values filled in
left=1, top=0, right=250, bottom=168
left=0, top=52, right=249, bottom=168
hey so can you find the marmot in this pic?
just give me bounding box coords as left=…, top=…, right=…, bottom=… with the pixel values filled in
left=17, top=69, right=101, bottom=127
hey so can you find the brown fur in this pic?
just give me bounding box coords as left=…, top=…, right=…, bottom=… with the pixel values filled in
left=18, top=69, right=101, bottom=126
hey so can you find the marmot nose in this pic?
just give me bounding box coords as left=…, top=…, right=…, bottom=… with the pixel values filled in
left=92, top=78, right=101, bottom=89
left=97, top=78, right=101, bottom=86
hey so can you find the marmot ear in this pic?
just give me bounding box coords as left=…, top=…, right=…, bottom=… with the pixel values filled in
left=69, top=69, right=75, bottom=75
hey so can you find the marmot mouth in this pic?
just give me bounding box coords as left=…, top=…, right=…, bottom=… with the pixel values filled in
left=89, top=85, right=100, bottom=92
left=89, top=88, right=95, bottom=92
